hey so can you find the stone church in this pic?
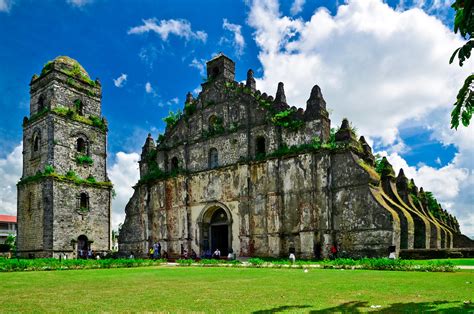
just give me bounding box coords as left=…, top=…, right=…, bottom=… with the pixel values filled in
left=119, top=54, right=471, bottom=259
left=17, top=56, right=112, bottom=258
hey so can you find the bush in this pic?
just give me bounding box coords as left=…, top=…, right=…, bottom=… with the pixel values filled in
left=176, top=259, right=194, bottom=266
left=75, top=155, right=93, bottom=165
left=248, top=258, right=265, bottom=266
left=0, top=258, right=167, bottom=272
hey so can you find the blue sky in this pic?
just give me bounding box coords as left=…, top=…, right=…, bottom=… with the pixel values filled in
left=0, top=0, right=472, bottom=235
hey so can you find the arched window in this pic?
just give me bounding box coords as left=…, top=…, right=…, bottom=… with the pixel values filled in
left=33, top=134, right=40, bottom=152
left=74, top=99, right=84, bottom=116
left=37, top=95, right=45, bottom=112
left=209, top=148, right=218, bottom=169
left=77, top=138, right=87, bottom=154
left=170, top=157, right=179, bottom=171
left=256, top=136, right=266, bottom=158
left=79, top=192, right=89, bottom=210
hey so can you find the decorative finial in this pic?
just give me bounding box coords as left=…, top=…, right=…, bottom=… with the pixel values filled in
left=274, top=82, right=287, bottom=104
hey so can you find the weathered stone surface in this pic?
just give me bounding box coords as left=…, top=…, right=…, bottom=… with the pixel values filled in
left=117, top=54, right=471, bottom=258
left=17, top=56, right=111, bottom=258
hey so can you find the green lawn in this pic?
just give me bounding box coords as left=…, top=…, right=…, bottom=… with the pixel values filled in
left=0, top=267, right=473, bottom=313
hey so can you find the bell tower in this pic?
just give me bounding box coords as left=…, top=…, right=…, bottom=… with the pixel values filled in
left=17, top=56, right=112, bottom=258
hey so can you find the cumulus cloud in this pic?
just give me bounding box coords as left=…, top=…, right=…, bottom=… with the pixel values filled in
left=378, top=149, right=473, bottom=236
left=145, top=82, right=154, bottom=94
left=0, top=143, right=22, bottom=216
left=222, top=19, right=246, bottom=56
left=128, top=18, right=207, bottom=43
left=189, top=58, right=206, bottom=76
left=108, top=152, right=140, bottom=230
left=0, top=0, right=13, bottom=12
left=290, top=0, right=305, bottom=15
left=113, top=74, right=127, bottom=88
left=247, top=0, right=470, bottom=144
left=247, top=0, right=473, bottom=236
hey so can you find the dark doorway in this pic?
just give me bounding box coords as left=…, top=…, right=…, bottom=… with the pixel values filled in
left=170, top=157, right=179, bottom=171
left=211, top=225, right=228, bottom=256
left=202, top=207, right=231, bottom=256
left=77, top=235, right=89, bottom=258
left=256, top=136, right=266, bottom=158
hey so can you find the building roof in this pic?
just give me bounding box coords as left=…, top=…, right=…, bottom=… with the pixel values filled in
left=0, top=215, right=17, bottom=223
left=41, top=56, right=90, bottom=80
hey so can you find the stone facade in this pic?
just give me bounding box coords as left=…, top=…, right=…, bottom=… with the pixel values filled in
left=119, top=54, right=471, bottom=259
left=17, top=56, right=112, bottom=258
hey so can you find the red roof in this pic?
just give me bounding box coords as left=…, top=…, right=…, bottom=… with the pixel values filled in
left=0, top=215, right=17, bottom=223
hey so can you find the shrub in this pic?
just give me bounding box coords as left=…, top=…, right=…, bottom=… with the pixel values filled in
left=176, top=259, right=194, bottom=266
left=248, top=258, right=265, bottom=266
left=163, top=110, right=182, bottom=129
left=75, top=155, right=93, bottom=165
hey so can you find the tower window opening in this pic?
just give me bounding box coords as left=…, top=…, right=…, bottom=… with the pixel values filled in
left=212, top=67, right=220, bottom=79
left=33, top=135, right=40, bottom=152
left=79, top=192, right=89, bottom=210
left=38, top=95, right=45, bottom=112
left=77, top=138, right=87, bottom=154
left=74, top=99, right=84, bottom=116
left=209, top=148, right=218, bottom=169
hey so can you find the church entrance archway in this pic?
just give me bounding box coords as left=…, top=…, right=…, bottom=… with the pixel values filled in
left=77, top=235, right=89, bottom=258
left=200, top=205, right=232, bottom=257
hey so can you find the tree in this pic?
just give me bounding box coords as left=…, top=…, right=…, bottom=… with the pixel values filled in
left=450, top=0, right=473, bottom=129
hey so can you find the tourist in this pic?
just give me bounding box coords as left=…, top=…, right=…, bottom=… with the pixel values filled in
left=183, top=249, right=188, bottom=259
left=289, top=253, right=296, bottom=264
left=156, top=242, right=161, bottom=258
left=212, top=248, right=221, bottom=259
left=190, top=249, right=197, bottom=259
left=149, top=247, right=154, bottom=259
left=330, top=244, right=338, bottom=260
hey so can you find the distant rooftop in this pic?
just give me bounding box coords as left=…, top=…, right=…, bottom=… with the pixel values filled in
left=0, top=215, right=17, bottom=223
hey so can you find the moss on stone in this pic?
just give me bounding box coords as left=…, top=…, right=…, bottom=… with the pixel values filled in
left=18, top=165, right=112, bottom=188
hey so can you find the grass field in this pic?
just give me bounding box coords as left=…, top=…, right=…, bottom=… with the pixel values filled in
left=0, top=266, right=473, bottom=312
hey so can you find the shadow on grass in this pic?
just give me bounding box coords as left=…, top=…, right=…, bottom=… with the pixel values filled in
left=252, top=301, right=473, bottom=313
left=252, top=305, right=312, bottom=313
left=309, top=300, right=473, bottom=313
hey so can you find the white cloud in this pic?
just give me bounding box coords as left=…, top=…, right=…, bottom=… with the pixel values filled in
left=189, top=58, right=206, bottom=76
left=128, top=18, right=208, bottom=43
left=290, top=0, right=305, bottom=15
left=247, top=0, right=474, bottom=237
left=0, top=143, right=22, bottom=216
left=378, top=149, right=473, bottom=236
left=247, top=0, right=471, bottom=145
left=108, top=152, right=140, bottom=230
left=222, top=19, right=246, bottom=56
left=66, top=0, right=93, bottom=7
left=0, top=0, right=13, bottom=12
left=145, top=82, right=154, bottom=94
left=113, top=74, right=127, bottom=88
left=169, top=97, right=179, bottom=105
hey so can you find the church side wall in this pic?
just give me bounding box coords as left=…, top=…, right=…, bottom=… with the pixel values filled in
left=330, top=152, right=399, bottom=257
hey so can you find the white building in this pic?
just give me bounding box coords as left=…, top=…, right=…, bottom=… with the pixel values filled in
left=0, top=215, right=17, bottom=244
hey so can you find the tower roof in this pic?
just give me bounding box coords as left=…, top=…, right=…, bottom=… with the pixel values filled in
left=41, top=56, right=91, bottom=80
